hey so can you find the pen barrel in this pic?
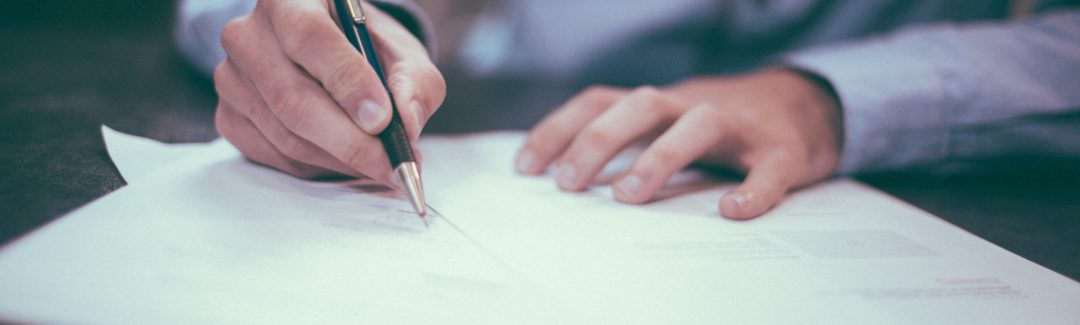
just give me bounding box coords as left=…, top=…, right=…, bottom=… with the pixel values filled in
left=355, top=24, right=389, bottom=82
left=334, top=1, right=417, bottom=168
left=380, top=111, right=414, bottom=167
left=358, top=23, right=416, bottom=167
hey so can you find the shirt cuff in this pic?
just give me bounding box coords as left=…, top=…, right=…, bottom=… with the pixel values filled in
left=174, top=0, right=435, bottom=75
left=783, top=36, right=957, bottom=175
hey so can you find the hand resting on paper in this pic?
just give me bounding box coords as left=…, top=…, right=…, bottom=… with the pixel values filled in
left=515, top=68, right=843, bottom=220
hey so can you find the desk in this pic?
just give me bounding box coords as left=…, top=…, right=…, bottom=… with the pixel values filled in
left=1, top=1, right=1077, bottom=283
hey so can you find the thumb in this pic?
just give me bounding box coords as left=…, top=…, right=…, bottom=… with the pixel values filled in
left=718, top=155, right=795, bottom=220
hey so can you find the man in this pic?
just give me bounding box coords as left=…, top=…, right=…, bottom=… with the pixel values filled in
left=177, top=0, right=1080, bottom=220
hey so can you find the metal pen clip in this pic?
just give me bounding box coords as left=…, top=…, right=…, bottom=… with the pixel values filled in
left=345, top=0, right=367, bottom=24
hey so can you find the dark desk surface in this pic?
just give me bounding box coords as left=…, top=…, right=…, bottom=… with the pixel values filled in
left=1, top=2, right=1077, bottom=283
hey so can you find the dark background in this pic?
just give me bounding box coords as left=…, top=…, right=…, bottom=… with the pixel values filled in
left=1, top=0, right=1078, bottom=285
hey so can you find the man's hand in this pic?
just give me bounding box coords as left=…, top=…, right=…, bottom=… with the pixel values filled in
left=214, top=0, right=445, bottom=182
left=516, top=68, right=843, bottom=219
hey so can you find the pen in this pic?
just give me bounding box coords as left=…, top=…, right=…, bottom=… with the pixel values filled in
left=333, top=0, right=428, bottom=223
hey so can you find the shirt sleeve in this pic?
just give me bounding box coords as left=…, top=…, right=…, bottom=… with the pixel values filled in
left=173, top=0, right=435, bottom=75
left=784, top=10, right=1080, bottom=174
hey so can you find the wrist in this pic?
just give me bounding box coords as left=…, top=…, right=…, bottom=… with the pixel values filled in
left=776, top=67, right=844, bottom=155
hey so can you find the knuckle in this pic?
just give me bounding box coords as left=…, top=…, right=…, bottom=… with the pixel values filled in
left=560, top=85, right=621, bottom=115
left=630, top=85, right=661, bottom=97
left=417, top=64, right=444, bottom=85
left=415, top=64, right=445, bottom=88
left=578, top=126, right=615, bottom=150
left=219, top=17, right=249, bottom=53
left=417, top=64, right=446, bottom=104
left=270, top=87, right=316, bottom=130
left=688, top=105, right=726, bottom=126
left=277, top=132, right=312, bottom=159
left=282, top=11, right=325, bottom=56
left=695, top=104, right=725, bottom=119
left=388, top=63, right=446, bottom=109
left=212, top=64, right=230, bottom=95
left=387, top=71, right=414, bottom=95
left=213, top=107, right=234, bottom=138
left=325, top=60, right=369, bottom=100
left=573, top=86, right=616, bottom=106
left=270, top=87, right=304, bottom=114
left=212, top=64, right=242, bottom=106
left=645, top=147, right=682, bottom=168
left=627, top=85, right=665, bottom=107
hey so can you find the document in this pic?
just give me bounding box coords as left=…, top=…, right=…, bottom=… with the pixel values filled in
left=419, top=133, right=1080, bottom=324
left=0, top=129, right=1075, bottom=324
left=101, top=125, right=222, bottom=183
left=0, top=129, right=550, bottom=324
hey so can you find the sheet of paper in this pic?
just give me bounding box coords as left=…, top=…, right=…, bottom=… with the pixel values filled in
left=0, top=133, right=550, bottom=324
left=0, top=130, right=1076, bottom=324
left=418, top=133, right=1080, bottom=324
left=101, top=125, right=223, bottom=183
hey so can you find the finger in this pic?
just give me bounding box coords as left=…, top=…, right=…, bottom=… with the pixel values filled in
left=613, top=105, right=732, bottom=204
left=516, top=86, right=626, bottom=175
left=214, top=61, right=360, bottom=177
left=718, top=154, right=798, bottom=220
left=363, top=5, right=431, bottom=63
left=261, top=0, right=393, bottom=135
left=349, top=5, right=440, bottom=143
left=220, top=14, right=393, bottom=182
left=386, top=64, right=445, bottom=143
left=362, top=6, right=443, bottom=143
left=216, top=103, right=335, bottom=179
left=554, top=86, right=680, bottom=191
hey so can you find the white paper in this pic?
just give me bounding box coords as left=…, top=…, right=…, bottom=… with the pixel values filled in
left=101, top=125, right=224, bottom=183
left=420, top=133, right=1080, bottom=324
left=0, top=133, right=550, bottom=324
left=0, top=130, right=1076, bottom=324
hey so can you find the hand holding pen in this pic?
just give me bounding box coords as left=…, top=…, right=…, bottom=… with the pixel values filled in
left=213, top=0, right=444, bottom=210
left=334, top=0, right=428, bottom=218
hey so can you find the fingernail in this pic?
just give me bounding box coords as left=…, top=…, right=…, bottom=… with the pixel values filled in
left=728, top=192, right=749, bottom=209
left=557, top=163, right=577, bottom=189
left=409, top=100, right=425, bottom=137
left=356, top=100, right=387, bottom=134
left=616, top=174, right=642, bottom=198
left=515, top=150, right=536, bottom=173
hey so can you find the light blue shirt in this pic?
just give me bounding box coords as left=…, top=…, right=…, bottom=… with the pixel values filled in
left=175, top=0, right=431, bottom=75
left=786, top=10, right=1080, bottom=173
left=177, top=0, right=1080, bottom=175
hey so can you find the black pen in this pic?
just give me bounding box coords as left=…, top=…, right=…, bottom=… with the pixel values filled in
left=333, top=0, right=428, bottom=223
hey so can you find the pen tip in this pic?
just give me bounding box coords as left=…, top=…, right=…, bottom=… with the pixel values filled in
left=395, top=162, right=428, bottom=227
